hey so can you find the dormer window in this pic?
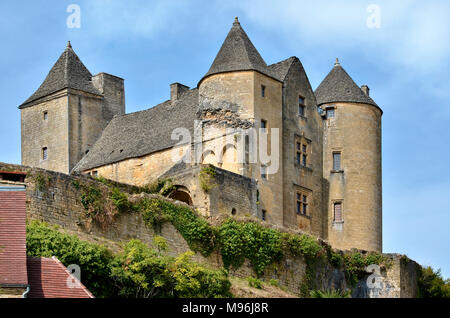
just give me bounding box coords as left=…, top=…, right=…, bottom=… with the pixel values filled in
left=299, top=96, right=305, bottom=117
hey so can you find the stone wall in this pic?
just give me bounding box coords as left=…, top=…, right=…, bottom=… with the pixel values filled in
left=0, top=162, right=419, bottom=297
left=280, top=58, right=325, bottom=238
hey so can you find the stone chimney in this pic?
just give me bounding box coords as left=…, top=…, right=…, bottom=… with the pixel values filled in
left=170, top=83, right=190, bottom=101
left=361, top=85, right=370, bottom=96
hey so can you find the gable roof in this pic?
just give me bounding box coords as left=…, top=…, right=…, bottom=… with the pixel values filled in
left=27, top=256, right=94, bottom=298
left=0, top=187, right=28, bottom=287
left=19, top=42, right=101, bottom=108
left=199, top=18, right=277, bottom=85
left=73, top=88, right=199, bottom=172
left=314, top=60, right=378, bottom=107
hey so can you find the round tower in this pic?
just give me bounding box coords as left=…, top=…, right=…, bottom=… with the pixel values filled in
left=315, top=59, right=382, bottom=252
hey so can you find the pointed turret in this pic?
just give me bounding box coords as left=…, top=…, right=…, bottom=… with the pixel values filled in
left=19, top=42, right=101, bottom=108
left=315, top=59, right=378, bottom=108
left=199, top=17, right=274, bottom=84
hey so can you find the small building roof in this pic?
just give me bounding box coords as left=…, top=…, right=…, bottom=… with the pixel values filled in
left=0, top=188, right=28, bottom=287
left=199, top=18, right=277, bottom=85
left=314, top=59, right=378, bottom=107
left=19, top=42, right=101, bottom=108
left=27, top=256, right=94, bottom=298
left=73, top=88, right=199, bottom=172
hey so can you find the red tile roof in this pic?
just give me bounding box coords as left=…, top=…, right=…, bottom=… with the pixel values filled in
left=0, top=190, right=28, bottom=286
left=27, top=256, right=94, bottom=298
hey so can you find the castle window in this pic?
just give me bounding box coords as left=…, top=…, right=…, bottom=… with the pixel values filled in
left=43, top=111, right=48, bottom=120
left=334, top=202, right=343, bottom=222
left=262, top=209, right=267, bottom=221
left=261, top=85, right=266, bottom=97
left=327, top=108, right=335, bottom=118
left=42, top=147, right=48, bottom=160
left=296, top=192, right=308, bottom=215
left=231, top=208, right=237, bottom=216
left=92, top=171, right=98, bottom=177
left=261, top=119, right=267, bottom=133
left=261, top=165, right=267, bottom=180
left=299, top=96, right=305, bottom=117
left=333, top=152, right=341, bottom=171
left=302, top=144, right=307, bottom=166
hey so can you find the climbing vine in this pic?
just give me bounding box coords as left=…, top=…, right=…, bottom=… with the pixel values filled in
left=74, top=176, right=392, bottom=293
left=199, top=166, right=217, bottom=192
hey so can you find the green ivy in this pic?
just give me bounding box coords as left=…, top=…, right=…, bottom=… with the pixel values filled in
left=138, top=198, right=216, bottom=256
left=218, top=219, right=283, bottom=277
left=343, top=251, right=389, bottom=286
left=199, top=166, right=217, bottom=192
left=35, top=174, right=49, bottom=192
left=111, top=187, right=133, bottom=213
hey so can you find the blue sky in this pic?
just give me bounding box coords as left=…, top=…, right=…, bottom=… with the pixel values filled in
left=0, top=1, right=449, bottom=277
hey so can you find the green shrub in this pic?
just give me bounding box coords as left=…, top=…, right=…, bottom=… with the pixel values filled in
left=269, top=279, right=279, bottom=287
left=27, top=221, right=231, bottom=298
left=418, top=266, right=450, bottom=298
left=26, top=220, right=115, bottom=297
left=247, top=277, right=263, bottom=289
left=110, top=240, right=231, bottom=298
left=310, top=289, right=351, bottom=298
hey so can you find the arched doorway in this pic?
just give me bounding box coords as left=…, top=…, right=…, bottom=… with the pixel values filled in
left=169, top=186, right=193, bottom=206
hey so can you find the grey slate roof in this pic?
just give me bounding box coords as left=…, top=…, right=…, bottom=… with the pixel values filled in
left=200, top=18, right=277, bottom=84
left=268, top=57, right=297, bottom=82
left=314, top=60, right=378, bottom=107
left=20, top=42, right=101, bottom=108
left=73, top=89, right=199, bottom=172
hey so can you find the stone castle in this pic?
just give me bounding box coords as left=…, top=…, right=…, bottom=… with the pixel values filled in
left=19, top=18, right=382, bottom=252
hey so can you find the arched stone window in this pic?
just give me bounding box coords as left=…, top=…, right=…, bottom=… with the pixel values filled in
left=169, top=186, right=193, bottom=206
left=220, top=144, right=239, bottom=174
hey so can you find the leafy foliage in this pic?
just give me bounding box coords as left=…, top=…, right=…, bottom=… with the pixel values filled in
left=218, top=219, right=282, bottom=277
left=110, top=240, right=231, bottom=298
left=110, top=187, right=133, bottom=213
left=140, top=179, right=176, bottom=196
left=199, top=166, right=217, bottom=192
left=139, top=198, right=216, bottom=256
left=247, top=277, right=263, bottom=289
left=26, top=220, right=115, bottom=297
left=418, top=266, right=450, bottom=298
left=26, top=221, right=231, bottom=298
left=310, top=289, right=351, bottom=298
left=343, top=251, right=389, bottom=286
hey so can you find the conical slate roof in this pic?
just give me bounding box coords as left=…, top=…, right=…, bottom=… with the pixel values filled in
left=200, top=18, right=276, bottom=84
left=20, top=42, right=101, bottom=108
left=315, top=59, right=378, bottom=107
